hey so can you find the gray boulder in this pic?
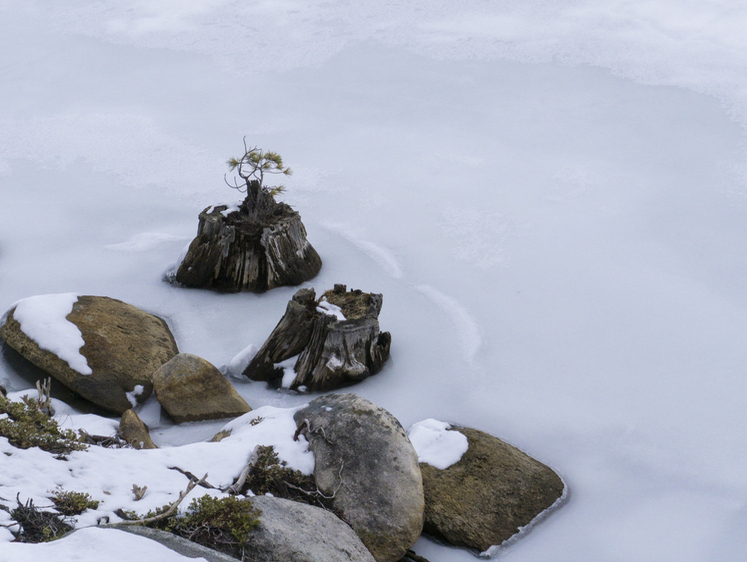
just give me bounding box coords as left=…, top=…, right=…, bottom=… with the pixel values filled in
left=106, top=526, right=238, bottom=562
left=119, top=409, right=157, bottom=449
left=152, top=353, right=251, bottom=423
left=294, top=394, right=424, bottom=562
left=419, top=426, right=565, bottom=552
left=245, top=496, right=376, bottom=562
left=0, top=295, right=178, bottom=414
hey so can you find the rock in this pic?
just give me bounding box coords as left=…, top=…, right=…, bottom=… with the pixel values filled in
left=419, top=426, right=565, bottom=552
left=244, top=496, right=376, bottom=562
left=0, top=295, right=178, bottom=414
left=174, top=201, right=321, bottom=293
left=209, top=429, right=232, bottom=443
left=119, top=409, right=157, bottom=449
left=152, top=353, right=251, bottom=423
left=244, top=285, right=391, bottom=391
left=107, top=526, right=239, bottom=562
left=294, top=394, right=423, bottom=562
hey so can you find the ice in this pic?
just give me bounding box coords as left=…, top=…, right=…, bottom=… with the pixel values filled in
left=2, top=1, right=747, bottom=560
left=105, top=232, right=190, bottom=252
left=321, top=222, right=405, bottom=279
left=414, top=285, right=482, bottom=365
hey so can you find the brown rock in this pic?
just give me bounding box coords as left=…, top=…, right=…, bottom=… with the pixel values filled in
left=0, top=295, right=178, bottom=414
left=152, top=353, right=251, bottom=423
left=420, top=427, right=565, bottom=552
left=209, top=429, right=232, bottom=443
left=119, top=409, right=157, bottom=449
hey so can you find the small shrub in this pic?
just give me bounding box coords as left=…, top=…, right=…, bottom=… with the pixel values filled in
left=139, top=494, right=261, bottom=560
left=9, top=497, right=72, bottom=543
left=223, top=141, right=295, bottom=227
left=243, top=445, right=326, bottom=508
left=0, top=395, right=87, bottom=455
left=176, top=495, right=261, bottom=543
left=48, top=489, right=99, bottom=516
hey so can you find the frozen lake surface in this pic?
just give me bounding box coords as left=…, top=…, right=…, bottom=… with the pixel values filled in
left=2, top=2, right=747, bottom=560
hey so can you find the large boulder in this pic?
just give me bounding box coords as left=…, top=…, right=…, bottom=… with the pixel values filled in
left=112, top=497, right=376, bottom=562
left=293, top=394, right=423, bottom=562
left=418, top=426, right=565, bottom=552
left=0, top=294, right=178, bottom=414
left=152, top=353, right=251, bottom=423
left=245, top=496, right=376, bottom=562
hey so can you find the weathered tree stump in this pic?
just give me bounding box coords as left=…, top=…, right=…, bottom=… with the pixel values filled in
left=243, top=285, right=391, bottom=391
left=175, top=200, right=322, bottom=293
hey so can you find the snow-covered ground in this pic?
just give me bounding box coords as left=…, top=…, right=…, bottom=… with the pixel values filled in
left=2, top=1, right=747, bottom=560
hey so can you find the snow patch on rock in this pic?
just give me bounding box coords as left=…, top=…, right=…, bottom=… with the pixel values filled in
left=11, top=294, right=92, bottom=375
left=408, top=418, right=469, bottom=470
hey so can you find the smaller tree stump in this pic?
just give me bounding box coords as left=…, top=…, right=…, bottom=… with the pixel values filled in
left=243, top=285, right=391, bottom=391
left=175, top=201, right=322, bottom=293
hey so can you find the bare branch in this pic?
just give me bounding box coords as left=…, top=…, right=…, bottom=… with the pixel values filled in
left=225, top=141, right=291, bottom=200
left=221, top=445, right=261, bottom=495
left=35, top=377, right=53, bottom=416
left=169, top=466, right=218, bottom=490
left=117, top=474, right=208, bottom=526
left=131, top=484, right=147, bottom=501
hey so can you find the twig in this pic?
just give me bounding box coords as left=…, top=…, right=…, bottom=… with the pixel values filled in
left=221, top=445, right=261, bottom=494
left=168, top=466, right=218, bottom=489
left=35, top=378, right=53, bottom=416
left=117, top=474, right=207, bottom=526
left=316, top=461, right=345, bottom=500
left=79, top=429, right=129, bottom=448
left=294, top=418, right=332, bottom=444
left=294, top=419, right=344, bottom=499
left=131, top=484, right=147, bottom=501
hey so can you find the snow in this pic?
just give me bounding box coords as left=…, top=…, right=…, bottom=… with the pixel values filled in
left=0, top=526, right=209, bottom=562
left=10, top=294, right=92, bottom=375
left=125, top=384, right=145, bottom=408
left=316, top=299, right=346, bottom=321
left=276, top=355, right=300, bottom=389
left=0, top=402, right=312, bottom=539
left=220, top=204, right=241, bottom=217
left=222, top=343, right=257, bottom=378
left=2, top=1, right=747, bottom=560
left=408, top=419, right=469, bottom=470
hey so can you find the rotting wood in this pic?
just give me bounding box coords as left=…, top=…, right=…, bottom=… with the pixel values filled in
left=243, top=285, right=391, bottom=391
left=174, top=204, right=321, bottom=293
left=244, top=288, right=317, bottom=381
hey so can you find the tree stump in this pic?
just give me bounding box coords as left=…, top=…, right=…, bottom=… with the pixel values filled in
left=243, top=285, right=391, bottom=391
left=175, top=202, right=322, bottom=293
